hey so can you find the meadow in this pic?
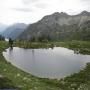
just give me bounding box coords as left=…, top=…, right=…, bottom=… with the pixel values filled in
left=0, top=41, right=90, bottom=90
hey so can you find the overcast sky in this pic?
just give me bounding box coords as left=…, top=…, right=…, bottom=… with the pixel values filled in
left=0, top=0, right=90, bottom=25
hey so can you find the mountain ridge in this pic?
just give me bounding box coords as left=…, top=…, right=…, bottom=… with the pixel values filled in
left=19, top=11, right=90, bottom=41
left=2, top=23, right=27, bottom=40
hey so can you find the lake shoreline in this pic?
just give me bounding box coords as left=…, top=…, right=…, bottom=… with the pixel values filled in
left=14, top=40, right=90, bottom=54
left=3, top=46, right=90, bottom=79
left=0, top=41, right=90, bottom=90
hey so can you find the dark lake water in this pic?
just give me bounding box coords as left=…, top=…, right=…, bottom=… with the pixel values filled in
left=3, top=47, right=90, bottom=79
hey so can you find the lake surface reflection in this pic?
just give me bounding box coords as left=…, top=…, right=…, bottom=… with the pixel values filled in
left=3, top=47, right=90, bottom=79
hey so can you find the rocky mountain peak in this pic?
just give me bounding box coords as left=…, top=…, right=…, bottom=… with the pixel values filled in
left=52, top=12, right=68, bottom=17
left=80, top=11, right=90, bottom=16
left=19, top=11, right=90, bottom=41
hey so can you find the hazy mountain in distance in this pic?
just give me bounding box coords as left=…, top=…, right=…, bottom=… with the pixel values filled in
left=2, top=23, right=27, bottom=40
left=0, top=23, right=7, bottom=34
left=19, top=11, right=90, bottom=41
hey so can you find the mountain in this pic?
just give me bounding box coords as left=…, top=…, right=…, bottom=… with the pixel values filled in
left=2, top=23, right=27, bottom=40
left=19, top=11, right=90, bottom=41
left=72, top=20, right=90, bottom=40
left=0, top=23, right=7, bottom=34
left=0, top=35, right=4, bottom=41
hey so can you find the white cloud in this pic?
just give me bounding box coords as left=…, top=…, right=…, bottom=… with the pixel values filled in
left=0, top=0, right=89, bottom=25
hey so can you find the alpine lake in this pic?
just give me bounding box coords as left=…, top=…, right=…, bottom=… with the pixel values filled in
left=3, top=47, right=90, bottom=79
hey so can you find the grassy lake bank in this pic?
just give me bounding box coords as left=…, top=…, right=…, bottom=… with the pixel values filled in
left=14, top=40, right=90, bottom=54
left=0, top=41, right=90, bottom=90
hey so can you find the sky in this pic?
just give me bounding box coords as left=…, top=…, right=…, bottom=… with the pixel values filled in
left=0, top=0, right=90, bottom=25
